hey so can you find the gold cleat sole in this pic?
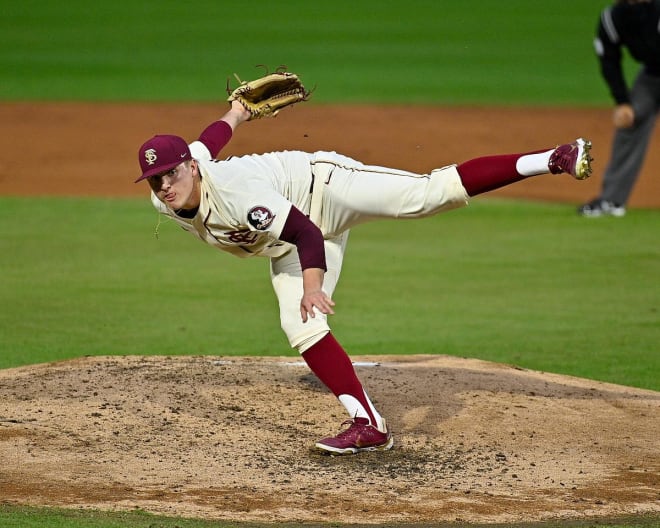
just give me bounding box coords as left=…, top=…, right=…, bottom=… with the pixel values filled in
left=574, top=138, right=593, bottom=180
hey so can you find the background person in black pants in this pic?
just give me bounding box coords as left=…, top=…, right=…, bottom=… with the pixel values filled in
left=579, top=0, right=660, bottom=217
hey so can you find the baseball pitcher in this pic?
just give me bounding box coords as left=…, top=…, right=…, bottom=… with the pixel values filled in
left=136, top=72, right=592, bottom=455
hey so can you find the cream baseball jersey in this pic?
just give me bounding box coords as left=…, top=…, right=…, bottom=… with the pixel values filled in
left=151, top=140, right=470, bottom=262
left=151, top=142, right=315, bottom=259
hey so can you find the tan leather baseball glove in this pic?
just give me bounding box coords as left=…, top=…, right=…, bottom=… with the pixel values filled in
left=226, top=66, right=311, bottom=120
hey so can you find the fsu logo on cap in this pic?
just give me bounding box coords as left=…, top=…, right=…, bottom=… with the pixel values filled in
left=144, top=148, right=158, bottom=166
left=247, top=206, right=275, bottom=230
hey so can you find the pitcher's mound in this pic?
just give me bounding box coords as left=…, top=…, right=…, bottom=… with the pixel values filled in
left=0, top=355, right=658, bottom=525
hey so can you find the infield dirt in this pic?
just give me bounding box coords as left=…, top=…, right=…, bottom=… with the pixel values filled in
left=0, top=103, right=658, bottom=525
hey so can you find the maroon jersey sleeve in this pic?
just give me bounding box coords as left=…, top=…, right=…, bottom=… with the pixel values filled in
left=198, top=120, right=233, bottom=158
left=279, top=206, right=327, bottom=271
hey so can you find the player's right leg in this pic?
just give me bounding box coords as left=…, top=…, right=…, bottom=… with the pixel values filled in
left=270, top=234, right=393, bottom=454
left=303, top=333, right=393, bottom=455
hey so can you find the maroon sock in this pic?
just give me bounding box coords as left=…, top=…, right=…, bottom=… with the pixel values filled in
left=301, top=333, right=376, bottom=423
left=457, top=150, right=546, bottom=196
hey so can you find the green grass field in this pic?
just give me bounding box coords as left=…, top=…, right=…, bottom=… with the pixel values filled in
left=1, top=1, right=658, bottom=527
left=1, top=505, right=658, bottom=528
left=0, top=0, right=626, bottom=105
left=2, top=197, right=658, bottom=392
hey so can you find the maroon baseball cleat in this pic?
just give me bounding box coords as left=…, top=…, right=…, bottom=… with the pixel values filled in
left=315, top=417, right=394, bottom=455
left=548, top=138, right=593, bottom=180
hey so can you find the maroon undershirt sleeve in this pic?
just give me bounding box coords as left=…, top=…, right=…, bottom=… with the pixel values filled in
left=279, top=206, right=327, bottom=271
left=198, top=120, right=233, bottom=158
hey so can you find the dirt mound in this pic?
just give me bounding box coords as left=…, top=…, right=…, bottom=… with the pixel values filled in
left=0, top=355, right=658, bottom=524
left=0, top=102, right=658, bottom=524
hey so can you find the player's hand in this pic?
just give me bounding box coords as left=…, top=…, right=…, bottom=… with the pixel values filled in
left=220, top=100, right=252, bottom=131
left=613, top=104, right=635, bottom=129
left=230, top=100, right=252, bottom=122
left=300, top=267, right=334, bottom=322
left=300, top=290, right=335, bottom=323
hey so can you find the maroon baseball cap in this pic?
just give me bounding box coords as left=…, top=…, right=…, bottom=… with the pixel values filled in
left=136, top=134, right=191, bottom=182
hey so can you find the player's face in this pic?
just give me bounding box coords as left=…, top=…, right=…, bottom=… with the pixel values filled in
left=148, top=160, right=200, bottom=211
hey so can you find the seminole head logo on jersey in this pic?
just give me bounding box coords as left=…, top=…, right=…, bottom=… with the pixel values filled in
left=247, top=206, right=275, bottom=230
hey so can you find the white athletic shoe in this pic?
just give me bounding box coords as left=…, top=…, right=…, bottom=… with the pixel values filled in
left=577, top=199, right=626, bottom=217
